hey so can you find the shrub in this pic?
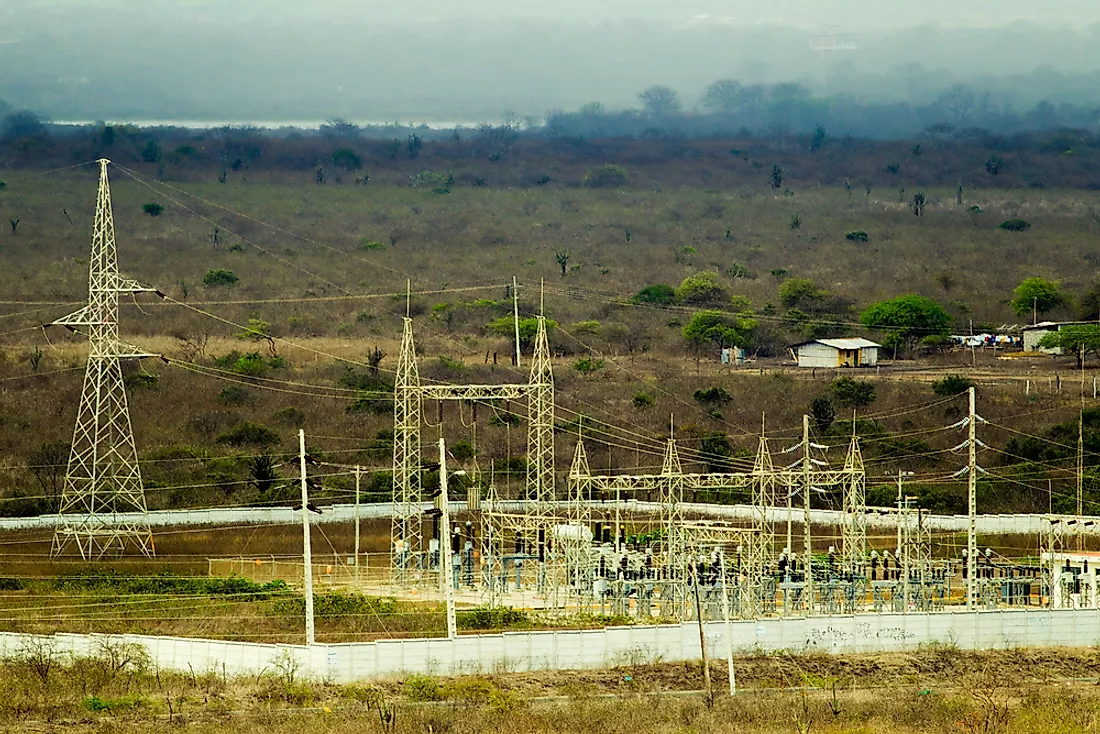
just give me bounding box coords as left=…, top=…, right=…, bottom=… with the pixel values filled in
left=933, top=374, right=975, bottom=396
left=693, top=386, right=732, bottom=405
left=583, top=163, right=628, bottom=188
left=832, top=376, right=877, bottom=409
left=845, top=230, right=869, bottom=242
left=631, top=284, right=677, bottom=306
left=450, top=439, right=476, bottom=460
left=632, top=392, right=655, bottom=409
left=677, top=271, right=726, bottom=305
left=272, top=406, right=306, bottom=427
left=457, top=606, right=529, bottom=630
left=359, top=239, right=386, bottom=251
left=404, top=674, right=443, bottom=702
left=216, top=421, right=280, bottom=447
left=810, top=396, right=836, bottom=431
left=217, top=386, right=254, bottom=405
left=700, top=432, right=734, bottom=472
left=728, top=262, right=756, bottom=279
left=203, top=268, right=239, bottom=287
left=142, top=202, right=164, bottom=217
left=1000, top=219, right=1031, bottom=232
left=779, top=278, right=827, bottom=310
left=572, top=357, right=605, bottom=375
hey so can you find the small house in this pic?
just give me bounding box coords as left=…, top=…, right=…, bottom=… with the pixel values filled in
left=1021, top=321, right=1083, bottom=354
left=790, top=338, right=881, bottom=368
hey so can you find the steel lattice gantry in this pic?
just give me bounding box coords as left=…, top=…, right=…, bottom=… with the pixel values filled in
left=390, top=314, right=555, bottom=582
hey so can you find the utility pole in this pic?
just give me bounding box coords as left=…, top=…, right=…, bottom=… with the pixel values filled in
left=512, top=275, right=522, bottom=368
left=354, top=465, right=362, bottom=587
left=719, top=549, right=736, bottom=696
left=1078, top=408, right=1085, bottom=551
left=691, top=561, right=714, bottom=707
left=300, top=429, right=315, bottom=645
left=967, top=386, right=977, bottom=610
left=802, top=414, right=814, bottom=612
left=439, top=437, right=457, bottom=640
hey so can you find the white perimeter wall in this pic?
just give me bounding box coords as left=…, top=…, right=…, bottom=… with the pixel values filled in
left=0, top=501, right=1068, bottom=535
left=0, top=609, right=1096, bottom=684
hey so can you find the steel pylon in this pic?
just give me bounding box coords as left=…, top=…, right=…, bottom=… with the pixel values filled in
left=391, top=316, right=423, bottom=583
left=745, top=429, right=775, bottom=617
left=525, top=315, right=555, bottom=511
left=51, top=159, right=158, bottom=559
left=841, top=433, right=867, bottom=577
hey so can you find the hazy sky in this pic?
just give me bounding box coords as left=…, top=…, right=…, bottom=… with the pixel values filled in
left=4, top=0, right=1100, bottom=122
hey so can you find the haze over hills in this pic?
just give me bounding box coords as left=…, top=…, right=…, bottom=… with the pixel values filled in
left=2, top=1, right=1100, bottom=123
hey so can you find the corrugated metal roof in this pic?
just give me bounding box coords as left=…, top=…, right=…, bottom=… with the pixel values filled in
left=791, top=338, right=882, bottom=350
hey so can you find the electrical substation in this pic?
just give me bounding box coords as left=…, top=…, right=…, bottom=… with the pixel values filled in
left=44, top=160, right=1100, bottom=633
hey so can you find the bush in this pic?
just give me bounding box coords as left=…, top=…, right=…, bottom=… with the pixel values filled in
left=404, top=674, right=443, bottom=702
left=779, top=278, right=827, bottom=310
left=933, top=374, right=975, bottom=396
left=677, top=271, right=726, bottom=305
left=216, top=421, right=280, bottom=447
left=632, top=392, right=655, bottom=409
left=832, top=376, right=877, bottom=409
left=810, top=395, right=836, bottom=431
left=693, top=386, right=732, bottom=405
left=583, top=163, right=628, bottom=188
left=457, top=606, right=530, bottom=630
left=272, top=406, right=306, bottom=427
left=999, top=219, right=1032, bottom=232
left=217, top=386, right=254, bottom=405
left=203, top=268, right=239, bottom=287
left=142, top=202, right=164, bottom=217
left=845, top=230, right=869, bottom=242
left=631, top=284, right=677, bottom=306
left=359, top=239, right=386, bottom=251
left=572, top=357, right=605, bottom=375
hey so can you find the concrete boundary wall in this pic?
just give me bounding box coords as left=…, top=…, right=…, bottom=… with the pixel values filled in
left=0, top=501, right=1066, bottom=535
left=0, top=609, right=1095, bottom=684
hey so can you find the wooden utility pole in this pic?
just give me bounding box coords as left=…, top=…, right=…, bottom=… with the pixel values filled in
left=691, top=561, right=714, bottom=707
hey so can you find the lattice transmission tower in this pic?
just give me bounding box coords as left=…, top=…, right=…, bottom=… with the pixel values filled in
left=51, top=159, right=160, bottom=559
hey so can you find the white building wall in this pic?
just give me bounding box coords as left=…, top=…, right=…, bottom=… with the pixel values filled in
left=1024, top=328, right=1060, bottom=354
left=796, top=344, right=838, bottom=368
left=859, top=347, right=879, bottom=366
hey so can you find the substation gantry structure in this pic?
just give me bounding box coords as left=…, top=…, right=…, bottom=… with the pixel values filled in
left=390, top=310, right=554, bottom=584
left=566, top=422, right=873, bottom=619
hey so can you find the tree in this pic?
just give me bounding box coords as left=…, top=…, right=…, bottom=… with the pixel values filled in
left=1079, top=280, right=1100, bottom=321
left=810, top=396, right=836, bottom=432
left=683, top=310, right=755, bottom=350
left=142, top=203, right=164, bottom=217
left=832, top=376, right=877, bottom=409
left=933, top=375, right=975, bottom=396
left=810, top=124, right=827, bottom=152
left=936, top=84, right=976, bottom=122
left=487, top=316, right=557, bottom=350
left=1038, top=325, right=1100, bottom=368
left=860, top=295, right=951, bottom=349
left=677, top=271, right=726, bottom=305
left=699, top=432, right=735, bottom=472
left=702, top=79, right=744, bottom=115
left=555, top=249, right=571, bottom=277
left=1010, top=277, right=1063, bottom=320
left=632, top=284, right=677, bottom=306
left=779, top=278, right=827, bottom=311
left=771, top=165, right=784, bottom=189
left=203, top=268, right=239, bottom=287
left=27, top=441, right=70, bottom=511
left=141, top=139, right=161, bottom=163
left=0, top=110, right=47, bottom=142
left=320, top=118, right=360, bottom=137
left=638, top=85, right=682, bottom=117
left=332, top=147, right=362, bottom=171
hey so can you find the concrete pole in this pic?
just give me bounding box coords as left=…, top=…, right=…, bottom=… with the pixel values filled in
left=802, top=414, right=813, bottom=613
left=967, top=387, right=977, bottom=611
left=719, top=549, right=736, bottom=696
left=512, top=275, right=522, bottom=368
left=354, top=465, right=361, bottom=587
left=300, top=429, right=315, bottom=645
left=439, top=437, right=457, bottom=639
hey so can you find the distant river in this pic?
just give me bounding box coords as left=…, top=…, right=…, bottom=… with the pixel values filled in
left=52, top=119, right=485, bottom=130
